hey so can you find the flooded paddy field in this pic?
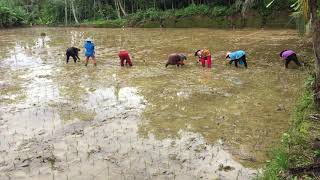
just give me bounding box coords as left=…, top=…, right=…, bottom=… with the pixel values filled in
left=0, top=28, right=314, bottom=179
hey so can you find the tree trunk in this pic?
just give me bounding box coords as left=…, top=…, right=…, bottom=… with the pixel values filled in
left=70, top=0, right=79, bottom=24
left=310, top=0, right=320, bottom=109
left=118, top=0, right=127, bottom=16
left=64, top=0, right=68, bottom=26
left=114, top=0, right=121, bottom=19
left=288, top=163, right=320, bottom=177
left=93, top=0, right=96, bottom=19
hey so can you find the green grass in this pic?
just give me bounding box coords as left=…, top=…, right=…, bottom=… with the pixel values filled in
left=261, top=74, right=319, bottom=180
left=263, top=147, right=289, bottom=179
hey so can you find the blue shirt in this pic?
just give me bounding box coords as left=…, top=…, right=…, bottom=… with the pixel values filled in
left=84, top=42, right=95, bottom=56
left=229, top=50, right=245, bottom=60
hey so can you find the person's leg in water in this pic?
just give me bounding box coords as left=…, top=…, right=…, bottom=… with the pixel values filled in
left=285, top=54, right=301, bottom=68
left=92, top=55, right=97, bottom=66
left=240, top=55, right=248, bottom=68
left=201, top=58, right=206, bottom=67
left=234, top=59, right=239, bottom=68
left=291, top=54, right=302, bottom=67
left=120, top=58, right=125, bottom=66
left=285, top=58, right=290, bottom=68
left=85, top=56, right=89, bottom=66
left=207, top=56, right=212, bottom=68
left=126, top=58, right=133, bottom=66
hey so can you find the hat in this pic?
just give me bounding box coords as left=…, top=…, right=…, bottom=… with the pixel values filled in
left=226, top=52, right=231, bottom=58
left=85, top=37, right=93, bottom=42
left=179, top=54, right=187, bottom=60
left=194, top=50, right=201, bottom=57
left=279, top=50, right=287, bottom=57
left=201, top=49, right=211, bottom=57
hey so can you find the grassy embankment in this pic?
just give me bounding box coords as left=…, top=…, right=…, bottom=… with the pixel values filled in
left=262, top=74, right=320, bottom=179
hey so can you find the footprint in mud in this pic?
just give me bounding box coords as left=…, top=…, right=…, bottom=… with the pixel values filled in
left=87, top=145, right=102, bottom=157
left=20, top=158, right=32, bottom=167
left=218, top=164, right=235, bottom=172
left=70, top=129, right=84, bottom=136
left=0, top=81, right=9, bottom=88
left=103, top=155, right=120, bottom=166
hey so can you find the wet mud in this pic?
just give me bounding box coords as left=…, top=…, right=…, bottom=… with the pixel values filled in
left=0, top=28, right=314, bottom=179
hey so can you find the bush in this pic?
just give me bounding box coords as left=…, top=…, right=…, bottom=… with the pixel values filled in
left=175, top=4, right=210, bottom=17
left=97, top=5, right=118, bottom=20
left=145, top=8, right=162, bottom=20
left=126, top=4, right=237, bottom=25
left=210, top=6, right=229, bottom=16
left=128, top=10, right=145, bottom=23
left=162, top=9, right=175, bottom=18
left=40, top=0, right=70, bottom=25
left=0, top=4, right=26, bottom=27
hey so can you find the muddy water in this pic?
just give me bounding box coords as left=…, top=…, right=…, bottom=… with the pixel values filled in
left=0, top=28, right=313, bottom=179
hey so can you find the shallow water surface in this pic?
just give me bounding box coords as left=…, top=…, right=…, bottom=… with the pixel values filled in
left=0, top=28, right=313, bottom=179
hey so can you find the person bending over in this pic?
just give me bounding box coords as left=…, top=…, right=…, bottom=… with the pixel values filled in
left=118, top=50, right=133, bottom=67
left=195, top=49, right=212, bottom=68
left=226, top=50, right=247, bottom=68
left=166, top=53, right=187, bottom=67
left=280, top=49, right=302, bottom=68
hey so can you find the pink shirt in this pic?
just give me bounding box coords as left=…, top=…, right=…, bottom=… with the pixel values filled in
left=281, top=50, right=295, bottom=59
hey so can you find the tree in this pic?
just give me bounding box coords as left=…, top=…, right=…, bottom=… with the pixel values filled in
left=70, top=0, right=78, bottom=24
left=64, top=0, right=67, bottom=25
left=309, top=0, right=320, bottom=109
left=114, top=0, right=121, bottom=18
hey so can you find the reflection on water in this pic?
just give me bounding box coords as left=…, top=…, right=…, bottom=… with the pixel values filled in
left=0, top=28, right=314, bottom=179
left=86, top=87, right=146, bottom=120
left=2, top=44, right=42, bottom=69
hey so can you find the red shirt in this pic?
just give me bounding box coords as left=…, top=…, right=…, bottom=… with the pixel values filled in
left=118, top=51, right=131, bottom=60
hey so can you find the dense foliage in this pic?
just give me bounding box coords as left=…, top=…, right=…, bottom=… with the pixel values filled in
left=0, top=2, right=27, bottom=27
left=0, top=0, right=297, bottom=26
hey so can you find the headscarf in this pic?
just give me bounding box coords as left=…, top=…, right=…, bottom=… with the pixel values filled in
left=201, top=49, right=211, bottom=57
left=179, top=54, right=187, bottom=61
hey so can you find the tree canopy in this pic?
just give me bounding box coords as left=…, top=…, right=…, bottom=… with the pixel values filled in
left=0, top=0, right=297, bottom=26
